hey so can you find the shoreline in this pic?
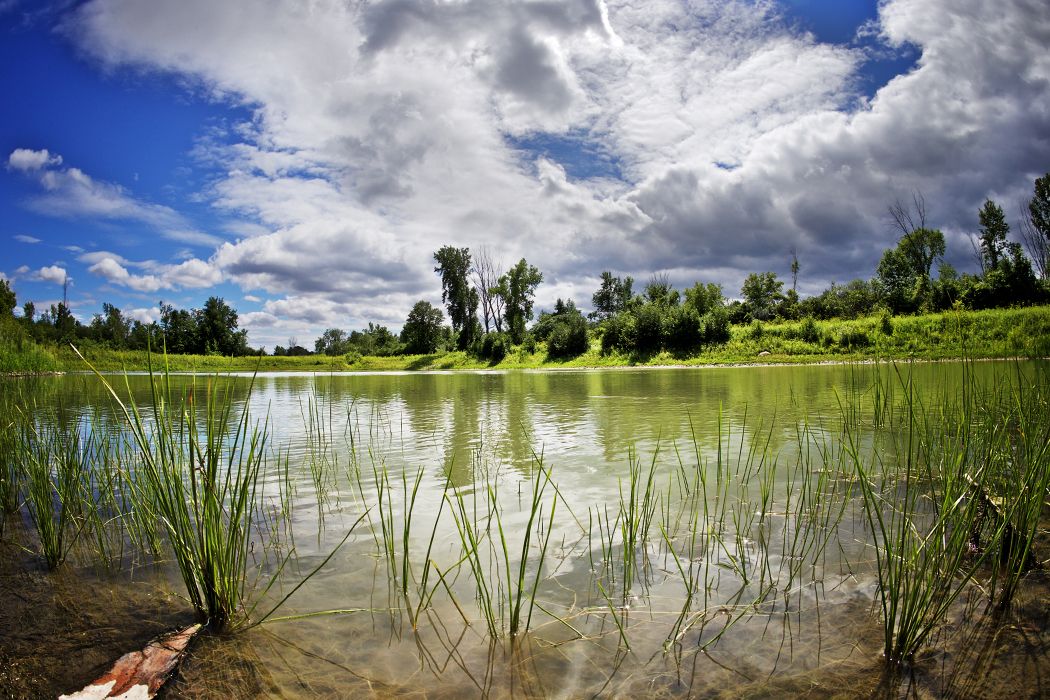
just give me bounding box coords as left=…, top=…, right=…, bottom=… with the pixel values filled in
left=4, top=354, right=1043, bottom=378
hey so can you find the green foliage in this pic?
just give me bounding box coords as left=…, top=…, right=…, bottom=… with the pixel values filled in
left=978, top=199, right=1010, bottom=270
left=401, top=300, right=444, bottom=355
left=800, top=316, right=820, bottom=343
left=663, top=305, right=702, bottom=351
left=600, top=312, right=636, bottom=355
left=741, top=272, right=783, bottom=321
left=633, top=303, right=664, bottom=353
left=683, top=281, right=723, bottom=316
left=1030, top=172, right=1050, bottom=240
left=546, top=311, right=588, bottom=359
left=496, top=258, right=543, bottom=344
left=479, top=332, right=510, bottom=362
left=591, top=272, right=634, bottom=321
left=434, top=246, right=481, bottom=350
left=0, top=280, right=15, bottom=317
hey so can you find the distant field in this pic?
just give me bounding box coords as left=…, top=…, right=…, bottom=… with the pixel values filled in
left=7, top=305, right=1048, bottom=374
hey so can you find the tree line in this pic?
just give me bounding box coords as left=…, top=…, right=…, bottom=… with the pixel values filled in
left=2, top=172, right=1047, bottom=360
left=0, top=291, right=255, bottom=357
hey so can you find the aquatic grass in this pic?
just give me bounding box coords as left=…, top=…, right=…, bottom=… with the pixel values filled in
left=446, top=454, right=559, bottom=640
left=77, top=348, right=357, bottom=632
left=847, top=364, right=995, bottom=664
left=14, top=408, right=100, bottom=569
left=976, top=363, right=1050, bottom=607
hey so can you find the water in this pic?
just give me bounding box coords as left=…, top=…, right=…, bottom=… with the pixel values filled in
left=2, top=361, right=1048, bottom=698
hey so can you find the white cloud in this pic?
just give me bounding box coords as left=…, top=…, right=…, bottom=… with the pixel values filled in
left=81, top=250, right=220, bottom=292
left=59, top=0, right=1050, bottom=334
left=87, top=256, right=163, bottom=292
left=8, top=148, right=222, bottom=247
left=125, top=305, right=160, bottom=323
left=7, top=147, right=62, bottom=171
left=14, top=234, right=42, bottom=244
left=35, top=265, right=69, bottom=285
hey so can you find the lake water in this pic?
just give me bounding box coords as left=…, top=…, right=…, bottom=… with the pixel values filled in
left=2, top=361, right=1048, bottom=698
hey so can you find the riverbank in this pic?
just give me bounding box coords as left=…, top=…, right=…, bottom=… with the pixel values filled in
left=5, top=305, right=1049, bottom=374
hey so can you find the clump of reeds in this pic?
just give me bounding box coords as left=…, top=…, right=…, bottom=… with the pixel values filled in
left=80, top=350, right=357, bottom=632
left=847, top=361, right=1050, bottom=664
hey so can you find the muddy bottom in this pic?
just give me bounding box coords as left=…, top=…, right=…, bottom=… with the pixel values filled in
left=0, top=539, right=193, bottom=699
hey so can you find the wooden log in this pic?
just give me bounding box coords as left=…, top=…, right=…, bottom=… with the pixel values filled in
left=59, top=623, right=200, bottom=700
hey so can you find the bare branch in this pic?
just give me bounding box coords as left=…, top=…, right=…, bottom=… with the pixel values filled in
left=1019, top=198, right=1049, bottom=279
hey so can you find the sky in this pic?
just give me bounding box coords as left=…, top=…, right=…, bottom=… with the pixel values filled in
left=1, top=0, right=1048, bottom=351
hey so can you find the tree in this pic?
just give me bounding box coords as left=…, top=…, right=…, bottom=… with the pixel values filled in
left=790, top=249, right=800, bottom=293
left=495, top=258, right=543, bottom=344
left=741, top=272, right=783, bottom=320
left=401, top=301, right=444, bottom=354
left=51, top=302, right=76, bottom=341
left=0, top=280, right=15, bottom=316
left=898, top=228, right=946, bottom=283
left=683, top=282, right=723, bottom=316
left=1021, top=173, right=1050, bottom=279
left=644, top=273, right=679, bottom=307
left=315, top=328, right=350, bottom=356
left=90, top=303, right=131, bottom=347
left=22, top=301, right=35, bottom=324
left=590, top=272, right=634, bottom=320
left=1030, top=172, right=1050, bottom=240
left=197, top=296, right=247, bottom=356
left=160, top=303, right=198, bottom=354
left=977, top=199, right=1010, bottom=271
left=471, top=245, right=503, bottom=334
left=434, top=246, right=481, bottom=350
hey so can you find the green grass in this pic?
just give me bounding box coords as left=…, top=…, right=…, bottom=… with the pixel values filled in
left=0, top=318, right=59, bottom=374
left=29, top=305, right=1050, bottom=375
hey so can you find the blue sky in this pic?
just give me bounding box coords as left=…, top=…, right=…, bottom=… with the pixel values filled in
left=1, top=0, right=1046, bottom=349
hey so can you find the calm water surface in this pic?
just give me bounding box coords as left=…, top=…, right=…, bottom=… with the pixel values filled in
left=3, top=361, right=1048, bottom=698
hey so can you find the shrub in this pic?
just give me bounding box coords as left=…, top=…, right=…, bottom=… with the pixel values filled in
left=839, top=329, right=871, bottom=350
left=547, top=315, right=589, bottom=358
left=749, top=319, right=764, bottom=340
left=480, top=332, right=510, bottom=362
left=702, top=306, right=731, bottom=344
left=600, top=313, right=635, bottom=355
left=664, top=306, right=703, bottom=351
left=634, top=303, right=664, bottom=353
left=799, top=316, right=820, bottom=343
left=880, top=312, right=894, bottom=336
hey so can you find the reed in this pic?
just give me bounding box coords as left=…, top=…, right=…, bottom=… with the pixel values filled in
left=78, top=349, right=355, bottom=632
left=848, top=364, right=997, bottom=664
left=15, top=408, right=94, bottom=569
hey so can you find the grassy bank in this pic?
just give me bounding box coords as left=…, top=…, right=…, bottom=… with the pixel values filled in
left=18, top=305, right=1050, bottom=374
left=0, top=318, right=59, bottom=374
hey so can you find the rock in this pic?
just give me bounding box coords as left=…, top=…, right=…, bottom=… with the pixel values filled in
left=60, top=624, right=200, bottom=700
left=757, top=351, right=771, bottom=357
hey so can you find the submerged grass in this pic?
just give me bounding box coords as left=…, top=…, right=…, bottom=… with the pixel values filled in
left=76, top=348, right=362, bottom=632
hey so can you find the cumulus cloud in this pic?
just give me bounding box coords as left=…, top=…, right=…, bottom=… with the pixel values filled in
left=80, top=250, right=220, bottom=292
left=35, top=265, right=69, bottom=285
left=8, top=148, right=222, bottom=247
left=7, top=147, right=62, bottom=171
left=60, top=0, right=1050, bottom=331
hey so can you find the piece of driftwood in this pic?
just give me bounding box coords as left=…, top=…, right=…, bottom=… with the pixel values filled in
left=59, top=623, right=201, bottom=700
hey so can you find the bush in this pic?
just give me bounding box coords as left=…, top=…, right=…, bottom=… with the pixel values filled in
left=634, top=304, right=664, bottom=353
left=702, top=306, right=731, bottom=344
left=880, top=312, right=894, bottom=336
left=839, top=329, right=871, bottom=350
left=799, top=316, right=820, bottom=343
left=343, top=349, right=362, bottom=365
left=547, top=315, right=589, bottom=358
left=600, top=313, right=635, bottom=355
left=664, top=306, right=703, bottom=351
left=479, top=332, right=510, bottom=362
left=749, top=319, right=764, bottom=340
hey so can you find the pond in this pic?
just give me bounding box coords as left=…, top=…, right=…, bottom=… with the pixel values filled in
left=1, top=360, right=1048, bottom=698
